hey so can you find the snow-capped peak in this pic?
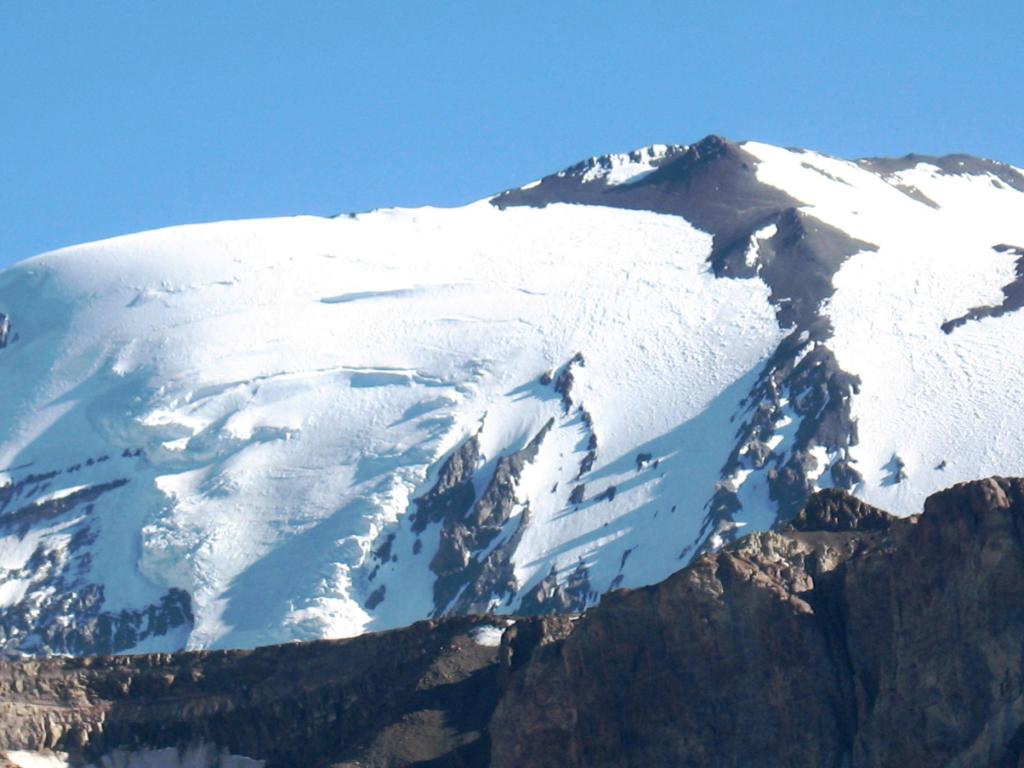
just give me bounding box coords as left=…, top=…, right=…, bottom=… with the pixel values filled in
left=1, top=136, right=1023, bottom=657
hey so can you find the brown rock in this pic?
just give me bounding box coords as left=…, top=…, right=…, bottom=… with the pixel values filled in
left=5, top=481, right=1024, bottom=767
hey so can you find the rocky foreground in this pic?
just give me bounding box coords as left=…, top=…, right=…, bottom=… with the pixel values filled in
left=4, top=477, right=1024, bottom=767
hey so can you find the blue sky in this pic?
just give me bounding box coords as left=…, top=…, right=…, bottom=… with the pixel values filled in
left=2, top=1, right=1022, bottom=266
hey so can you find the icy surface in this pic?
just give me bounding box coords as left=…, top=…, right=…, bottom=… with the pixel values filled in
left=579, top=144, right=675, bottom=185
left=0, top=140, right=1023, bottom=654
left=5, top=747, right=263, bottom=768
left=469, top=624, right=505, bottom=647
left=744, top=142, right=1024, bottom=515
left=0, top=201, right=780, bottom=650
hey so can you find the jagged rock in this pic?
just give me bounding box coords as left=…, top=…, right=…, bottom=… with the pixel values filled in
left=552, top=352, right=585, bottom=412
left=787, top=487, right=892, bottom=532
left=568, top=484, right=585, bottom=505
left=0, top=478, right=193, bottom=658
left=518, top=561, right=592, bottom=617
left=9, top=479, right=1024, bottom=766
left=426, top=420, right=554, bottom=614
left=490, top=477, right=1024, bottom=767
left=0, top=616, right=509, bottom=767
left=411, top=433, right=481, bottom=534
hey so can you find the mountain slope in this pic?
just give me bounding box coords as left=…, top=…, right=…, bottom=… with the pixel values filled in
left=1, top=136, right=1023, bottom=655
left=4, top=478, right=1024, bottom=767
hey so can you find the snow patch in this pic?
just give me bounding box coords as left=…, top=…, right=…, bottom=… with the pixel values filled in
left=580, top=144, right=673, bottom=186
left=469, top=624, right=505, bottom=647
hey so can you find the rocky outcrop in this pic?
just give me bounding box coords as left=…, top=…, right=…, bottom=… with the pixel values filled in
left=0, top=616, right=512, bottom=767
left=491, top=477, right=1024, bottom=767
left=0, top=478, right=193, bottom=658
left=495, top=135, right=877, bottom=542
left=859, top=153, right=1024, bottom=192
left=942, top=244, right=1024, bottom=333
left=786, top=486, right=892, bottom=532
left=422, top=419, right=555, bottom=615
left=7, top=479, right=1024, bottom=767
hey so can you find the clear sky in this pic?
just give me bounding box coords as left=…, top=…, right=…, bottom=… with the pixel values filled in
left=2, top=1, right=1022, bottom=266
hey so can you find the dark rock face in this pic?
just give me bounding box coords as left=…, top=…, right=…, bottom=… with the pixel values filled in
left=494, top=136, right=877, bottom=540
left=407, top=352, right=602, bottom=619
left=6, top=479, right=1024, bottom=767
left=0, top=616, right=510, bottom=767
left=942, top=244, right=1024, bottom=333
left=858, top=153, right=1024, bottom=193
left=0, top=314, right=9, bottom=349
left=493, top=136, right=875, bottom=335
left=415, top=420, right=555, bottom=616
left=786, top=487, right=891, bottom=532
left=0, top=477, right=193, bottom=658
left=517, top=561, right=594, bottom=617
left=491, top=478, right=1024, bottom=767
left=493, top=136, right=800, bottom=274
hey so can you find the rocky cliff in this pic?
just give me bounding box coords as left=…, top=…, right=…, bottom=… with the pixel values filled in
left=5, top=478, right=1024, bottom=767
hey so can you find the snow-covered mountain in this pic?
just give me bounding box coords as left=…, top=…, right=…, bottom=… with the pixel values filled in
left=1, top=135, right=1023, bottom=657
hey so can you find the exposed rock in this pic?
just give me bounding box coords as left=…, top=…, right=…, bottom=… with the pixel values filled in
left=497, top=615, right=575, bottom=686
left=568, top=484, right=585, bottom=505
left=0, top=480, right=1020, bottom=764
left=552, top=352, right=585, bottom=412
left=751, top=208, right=877, bottom=331
left=859, top=153, right=1024, bottom=192
left=942, top=244, right=1024, bottom=333
left=786, top=487, right=892, bottom=532
left=496, top=136, right=877, bottom=544
left=364, top=585, right=386, bottom=610
left=491, top=479, right=1024, bottom=767
left=0, top=314, right=8, bottom=349
left=0, top=616, right=508, bottom=767
left=8, top=480, right=1024, bottom=766
left=494, top=136, right=799, bottom=271
left=426, top=420, right=554, bottom=615
left=0, top=478, right=193, bottom=658
left=709, top=330, right=864, bottom=547
left=518, top=561, right=592, bottom=617
left=410, top=433, right=481, bottom=534
left=882, top=452, right=909, bottom=485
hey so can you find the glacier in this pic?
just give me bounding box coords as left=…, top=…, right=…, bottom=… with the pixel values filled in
left=0, top=136, right=1023, bottom=655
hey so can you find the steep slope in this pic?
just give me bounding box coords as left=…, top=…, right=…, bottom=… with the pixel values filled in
left=5, top=479, right=1024, bottom=767
left=1, top=137, right=1023, bottom=655
left=491, top=477, right=1024, bottom=768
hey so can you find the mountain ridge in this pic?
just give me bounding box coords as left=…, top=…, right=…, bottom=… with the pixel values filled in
left=1, top=135, right=1023, bottom=656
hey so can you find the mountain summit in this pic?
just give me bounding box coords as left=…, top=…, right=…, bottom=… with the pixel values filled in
left=1, top=136, right=1023, bottom=656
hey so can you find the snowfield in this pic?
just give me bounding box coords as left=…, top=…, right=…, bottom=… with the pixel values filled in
left=4, top=747, right=263, bottom=768
left=0, top=137, right=1023, bottom=655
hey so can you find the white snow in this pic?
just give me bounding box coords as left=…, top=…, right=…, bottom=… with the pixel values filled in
left=30, top=485, right=89, bottom=505
left=6, top=753, right=69, bottom=768
left=744, top=223, right=778, bottom=268
left=0, top=139, right=1022, bottom=655
left=0, top=199, right=781, bottom=651
left=6, top=746, right=264, bottom=768
left=469, top=624, right=505, bottom=647
left=0, top=577, right=31, bottom=608
left=742, top=141, right=1024, bottom=516
left=580, top=144, right=675, bottom=185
